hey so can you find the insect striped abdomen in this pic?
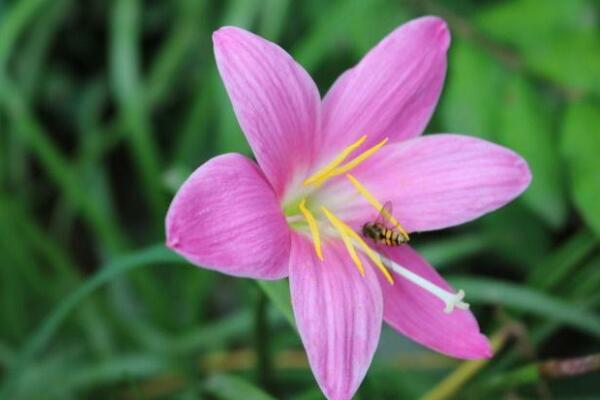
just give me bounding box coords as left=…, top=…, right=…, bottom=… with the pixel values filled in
left=361, top=222, right=406, bottom=246
left=390, top=231, right=402, bottom=245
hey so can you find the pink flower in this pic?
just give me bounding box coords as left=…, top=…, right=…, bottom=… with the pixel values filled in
left=166, top=17, right=531, bottom=400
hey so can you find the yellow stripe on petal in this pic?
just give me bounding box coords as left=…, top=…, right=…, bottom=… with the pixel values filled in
left=346, top=173, right=409, bottom=240
left=298, top=199, right=323, bottom=260
left=321, top=207, right=365, bottom=277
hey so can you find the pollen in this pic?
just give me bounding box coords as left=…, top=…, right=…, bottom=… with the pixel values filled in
left=298, top=198, right=323, bottom=260
left=304, top=135, right=388, bottom=187
left=346, top=174, right=409, bottom=240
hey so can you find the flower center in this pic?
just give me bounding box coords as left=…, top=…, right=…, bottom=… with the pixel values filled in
left=285, top=135, right=469, bottom=314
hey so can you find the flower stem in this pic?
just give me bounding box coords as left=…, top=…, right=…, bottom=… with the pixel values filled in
left=420, top=330, right=508, bottom=400
left=254, top=289, right=273, bottom=391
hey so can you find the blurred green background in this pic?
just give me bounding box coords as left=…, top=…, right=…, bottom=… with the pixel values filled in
left=1, top=0, right=600, bottom=399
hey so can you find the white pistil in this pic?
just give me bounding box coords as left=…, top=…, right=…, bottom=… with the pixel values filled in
left=380, top=255, right=470, bottom=314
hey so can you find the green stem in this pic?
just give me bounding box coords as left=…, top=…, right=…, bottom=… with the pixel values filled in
left=420, top=331, right=507, bottom=400
left=476, top=353, right=600, bottom=397
left=255, top=289, right=273, bottom=391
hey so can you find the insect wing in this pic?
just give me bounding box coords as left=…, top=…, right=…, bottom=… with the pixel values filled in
left=375, top=201, right=394, bottom=227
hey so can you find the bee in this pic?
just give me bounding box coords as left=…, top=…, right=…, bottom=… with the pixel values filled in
left=361, top=202, right=409, bottom=246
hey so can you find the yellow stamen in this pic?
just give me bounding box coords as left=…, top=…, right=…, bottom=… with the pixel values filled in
left=312, top=137, right=389, bottom=186
left=304, top=135, right=367, bottom=186
left=321, top=207, right=365, bottom=277
left=322, top=207, right=394, bottom=284
left=345, top=227, right=394, bottom=285
left=323, top=137, right=388, bottom=179
left=346, top=174, right=409, bottom=240
left=298, top=199, right=323, bottom=260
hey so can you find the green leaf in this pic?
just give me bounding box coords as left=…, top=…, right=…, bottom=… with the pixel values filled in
left=567, top=255, right=600, bottom=298
left=528, top=229, right=597, bottom=289
left=257, top=279, right=295, bottom=329
left=449, top=276, right=600, bottom=338
left=476, top=0, right=590, bottom=47
left=15, top=0, right=70, bottom=99
left=0, top=78, right=128, bottom=253
left=110, top=0, right=165, bottom=219
left=214, top=0, right=262, bottom=155
left=345, top=1, right=408, bottom=56
left=0, top=245, right=183, bottom=399
left=204, top=374, right=276, bottom=400
left=439, top=39, right=506, bottom=140
left=16, top=354, right=173, bottom=399
left=121, top=309, right=254, bottom=355
left=479, top=204, right=551, bottom=268
left=477, top=0, right=600, bottom=94
left=561, top=100, right=600, bottom=236
left=524, top=32, right=600, bottom=95
left=220, top=0, right=263, bottom=28
left=414, top=234, right=489, bottom=270
left=215, top=78, right=252, bottom=155
left=0, top=0, right=49, bottom=72
left=258, top=0, right=290, bottom=41
left=145, top=0, right=206, bottom=107
left=292, top=0, right=390, bottom=72
left=498, top=75, right=566, bottom=227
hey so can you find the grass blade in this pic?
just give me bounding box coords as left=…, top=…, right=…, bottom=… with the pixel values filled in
left=450, top=276, right=600, bottom=338
left=0, top=245, right=183, bottom=399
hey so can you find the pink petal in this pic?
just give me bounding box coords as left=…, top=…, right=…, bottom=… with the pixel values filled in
left=213, top=27, right=321, bottom=197
left=334, top=134, right=531, bottom=232
left=166, top=153, right=290, bottom=279
left=319, top=16, right=449, bottom=162
left=379, top=246, right=492, bottom=359
left=289, top=233, right=382, bottom=400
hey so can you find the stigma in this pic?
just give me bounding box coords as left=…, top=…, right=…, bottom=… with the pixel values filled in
left=380, top=255, right=470, bottom=314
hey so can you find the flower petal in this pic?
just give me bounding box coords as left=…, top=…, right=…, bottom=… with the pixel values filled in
left=379, top=246, right=492, bottom=359
left=331, top=134, right=531, bottom=232
left=319, top=16, right=449, bottom=161
left=213, top=27, right=321, bottom=197
left=166, top=153, right=290, bottom=279
left=289, top=234, right=382, bottom=400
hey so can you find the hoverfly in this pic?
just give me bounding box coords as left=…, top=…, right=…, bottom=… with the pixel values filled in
left=361, top=202, right=409, bottom=246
